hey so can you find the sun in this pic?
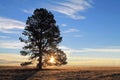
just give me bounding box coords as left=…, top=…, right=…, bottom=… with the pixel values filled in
left=49, top=56, right=56, bottom=64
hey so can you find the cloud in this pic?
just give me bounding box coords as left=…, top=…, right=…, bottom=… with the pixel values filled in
left=22, top=0, right=93, bottom=20
left=0, top=59, right=22, bottom=64
left=73, top=48, right=120, bottom=53
left=62, top=28, right=83, bottom=38
left=59, top=45, right=120, bottom=66
left=0, top=53, right=28, bottom=66
left=59, top=46, right=71, bottom=50
left=22, top=9, right=33, bottom=14
left=0, top=36, right=10, bottom=39
left=63, top=28, right=79, bottom=33
left=59, top=45, right=120, bottom=53
left=69, top=58, right=120, bottom=66
left=0, top=17, right=25, bottom=33
left=0, top=41, right=24, bottom=49
left=50, top=0, right=92, bottom=20
left=61, top=23, right=67, bottom=27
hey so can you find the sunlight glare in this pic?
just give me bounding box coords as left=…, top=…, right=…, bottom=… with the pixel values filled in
left=49, top=56, right=56, bottom=64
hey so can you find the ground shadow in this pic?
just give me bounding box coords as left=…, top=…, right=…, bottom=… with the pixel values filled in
left=12, top=69, right=38, bottom=80
left=13, top=68, right=66, bottom=80
left=0, top=68, right=38, bottom=80
left=0, top=68, right=67, bottom=80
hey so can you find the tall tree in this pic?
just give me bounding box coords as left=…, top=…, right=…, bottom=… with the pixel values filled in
left=19, top=8, right=67, bottom=69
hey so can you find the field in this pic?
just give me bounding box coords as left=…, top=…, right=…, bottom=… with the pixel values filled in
left=0, top=66, right=120, bottom=80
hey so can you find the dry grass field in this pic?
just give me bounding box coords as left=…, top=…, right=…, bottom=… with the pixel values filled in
left=0, top=66, right=120, bottom=80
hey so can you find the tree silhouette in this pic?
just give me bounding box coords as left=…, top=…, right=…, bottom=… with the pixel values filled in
left=19, top=8, right=67, bottom=69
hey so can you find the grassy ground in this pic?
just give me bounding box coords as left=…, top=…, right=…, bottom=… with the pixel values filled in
left=0, top=66, right=120, bottom=80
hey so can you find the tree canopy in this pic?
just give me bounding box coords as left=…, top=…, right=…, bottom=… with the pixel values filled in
left=19, top=8, right=67, bottom=69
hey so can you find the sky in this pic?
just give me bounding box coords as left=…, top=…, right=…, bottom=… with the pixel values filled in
left=0, top=0, right=120, bottom=66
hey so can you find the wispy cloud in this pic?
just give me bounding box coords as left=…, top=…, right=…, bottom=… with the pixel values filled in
left=69, top=58, right=120, bottom=66
left=0, top=41, right=24, bottom=49
left=0, top=17, right=25, bottom=33
left=59, top=46, right=71, bottom=50
left=61, top=23, right=67, bottom=27
left=22, top=0, right=93, bottom=20
left=63, top=28, right=79, bottom=33
left=60, top=45, right=120, bottom=53
left=59, top=45, right=120, bottom=66
left=0, top=53, right=28, bottom=65
left=0, top=36, right=10, bottom=39
left=22, top=9, right=33, bottom=14
left=70, top=48, right=120, bottom=53
left=50, top=0, right=93, bottom=20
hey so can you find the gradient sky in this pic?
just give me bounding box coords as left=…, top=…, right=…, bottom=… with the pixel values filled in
left=0, top=0, right=120, bottom=66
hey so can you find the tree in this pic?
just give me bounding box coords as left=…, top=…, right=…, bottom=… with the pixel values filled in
left=19, top=8, right=67, bottom=70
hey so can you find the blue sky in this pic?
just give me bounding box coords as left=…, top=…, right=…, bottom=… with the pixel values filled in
left=0, top=0, right=120, bottom=66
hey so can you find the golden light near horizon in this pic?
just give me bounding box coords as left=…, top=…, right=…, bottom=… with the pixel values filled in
left=49, top=56, right=56, bottom=64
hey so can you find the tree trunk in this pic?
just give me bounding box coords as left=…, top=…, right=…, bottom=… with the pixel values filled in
left=37, top=29, right=43, bottom=70
left=37, top=54, right=42, bottom=70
